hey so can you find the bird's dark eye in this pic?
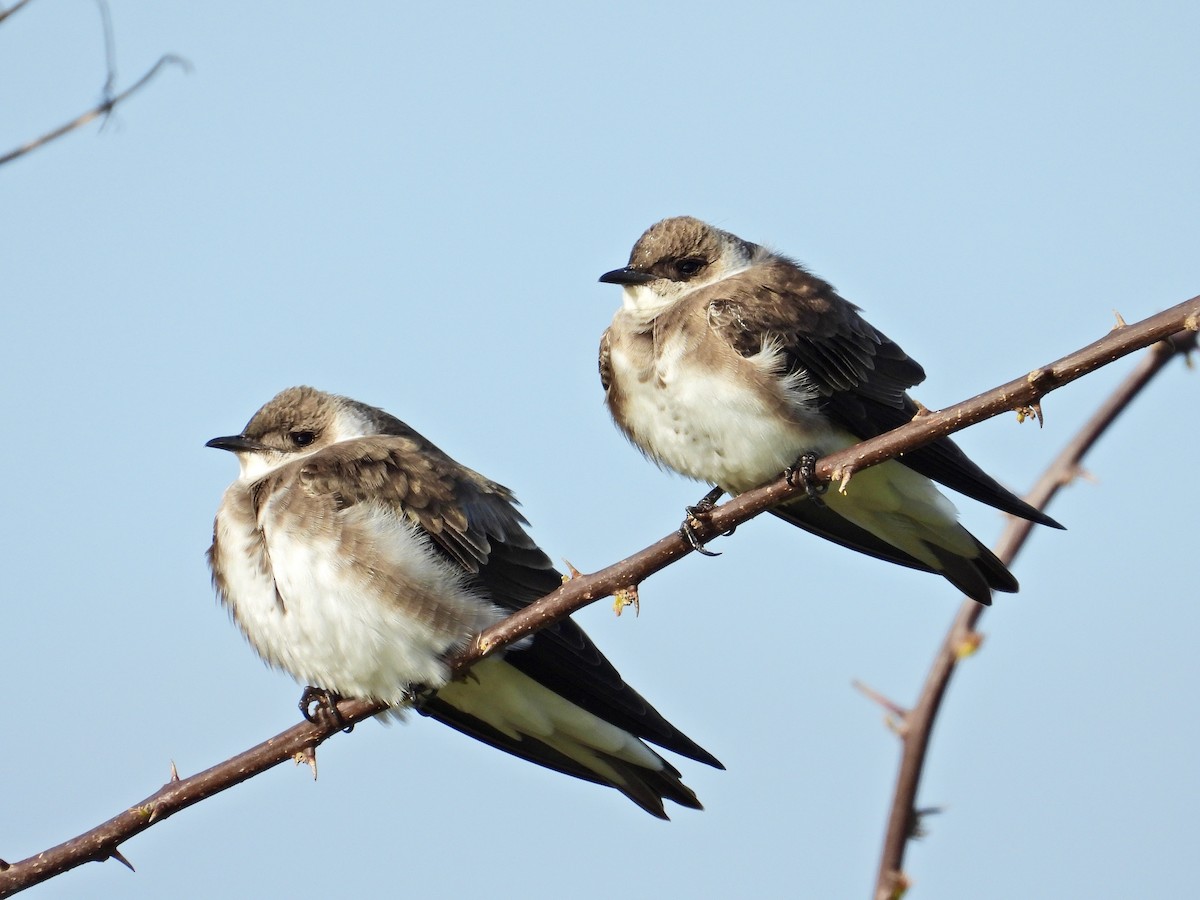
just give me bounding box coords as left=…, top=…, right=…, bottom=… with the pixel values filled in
left=290, top=430, right=317, bottom=447
left=675, top=257, right=706, bottom=278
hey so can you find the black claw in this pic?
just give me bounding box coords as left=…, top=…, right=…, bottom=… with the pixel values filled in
left=680, top=486, right=725, bottom=557
left=299, top=686, right=353, bottom=733
left=681, top=520, right=721, bottom=556
left=785, top=451, right=828, bottom=505
left=685, top=486, right=726, bottom=518
left=404, top=684, right=432, bottom=708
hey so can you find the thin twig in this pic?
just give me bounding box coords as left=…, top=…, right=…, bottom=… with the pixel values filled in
left=0, top=0, right=35, bottom=26
left=96, top=0, right=118, bottom=105
left=871, top=329, right=1197, bottom=900
left=0, top=299, right=1195, bottom=897
left=0, top=54, right=189, bottom=167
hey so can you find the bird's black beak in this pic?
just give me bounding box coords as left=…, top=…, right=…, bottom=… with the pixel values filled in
left=599, top=266, right=656, bottom=286
left=206, top=434, right=269, bottom=453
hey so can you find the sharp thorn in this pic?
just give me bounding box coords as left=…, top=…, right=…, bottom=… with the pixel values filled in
left=851, top=679, right=909, bottom=719
left=169, top=759, right=180, bottom=782
left=294, top=746, right=318, bottom=781
left=109, top=847, right=136, bottom=872
left=560, top=558, right=583, bottom=583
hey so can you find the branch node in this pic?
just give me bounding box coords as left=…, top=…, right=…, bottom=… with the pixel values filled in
left=953, top=631, right=985, bottom=659
left=834, top=464, right=856, bottom=495
left=1014, top=402, right=1044, bottom=427
left=613, top=584, right=640, bottom=617
left=876, top=868, right=910, bottom=900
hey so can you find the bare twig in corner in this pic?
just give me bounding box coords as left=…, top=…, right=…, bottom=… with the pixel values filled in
left=871, top=329, right=1197, bottom=900
left=0, top=0, right=188, bottom=167
left=0, top=0, right=35, bottom=26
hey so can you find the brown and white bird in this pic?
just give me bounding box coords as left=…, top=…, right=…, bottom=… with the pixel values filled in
left=598, top=216, right=1062, bottom=604
left=207, top=386, right=721, bottom=818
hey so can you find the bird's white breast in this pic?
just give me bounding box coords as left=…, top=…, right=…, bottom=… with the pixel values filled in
left=608, top=327, right=843, bottom=494
left=212, top=486, right=502, bottom=704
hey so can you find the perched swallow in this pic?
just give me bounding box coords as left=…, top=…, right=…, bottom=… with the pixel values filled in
left=599, top=216, right=1062, bottom=604
left=208, top=386, right=721, bottom=817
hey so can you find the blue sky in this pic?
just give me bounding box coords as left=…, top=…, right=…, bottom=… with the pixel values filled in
left=3, top=2, right=1197, bottom=898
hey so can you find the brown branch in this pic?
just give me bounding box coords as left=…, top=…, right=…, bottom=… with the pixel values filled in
left=0, top=0, right=35, bottom=26
left=871, top=327, right=1198, bottom=900
left=0, top=714, right=380, bottom=895
left=450, top=295, right=1200, bottom=671
left=0, top=0, right=188, bottom=168
left=0, top=297, right=1195, bottom=896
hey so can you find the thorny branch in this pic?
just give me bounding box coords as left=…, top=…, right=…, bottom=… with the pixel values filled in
left=870, top=327, right=1198, bottom=900
left=0, top=297, right=1196, bottom=896
left=0, top=0, right=187, bottom=168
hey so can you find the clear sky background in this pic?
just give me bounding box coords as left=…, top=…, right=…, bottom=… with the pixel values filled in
left=3, top=2, right=1197, bottom=898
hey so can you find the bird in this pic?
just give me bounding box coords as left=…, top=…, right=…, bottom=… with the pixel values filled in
left=206, top=385, right=721, bottom=818
left=598, top=216, right=1062, bottom=605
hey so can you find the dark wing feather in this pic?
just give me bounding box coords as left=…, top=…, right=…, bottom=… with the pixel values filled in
left=770, top=499, right=1012, bottom=604
left=712, top=262, right=1061, bottom=528
left=297, top=433, right=721, bottom=770
left=444, top=482, right=723, bottom=770
left=416, top=695, right=702, bottom=819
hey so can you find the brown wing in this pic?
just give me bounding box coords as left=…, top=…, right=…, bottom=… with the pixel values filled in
left=291, top=434, right=721, bottom=769
left=708, top=260, right=925, bottom=414
left=708, top=260, right=1061, bottom=527
left=294, top=434, right=512, bottom=572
